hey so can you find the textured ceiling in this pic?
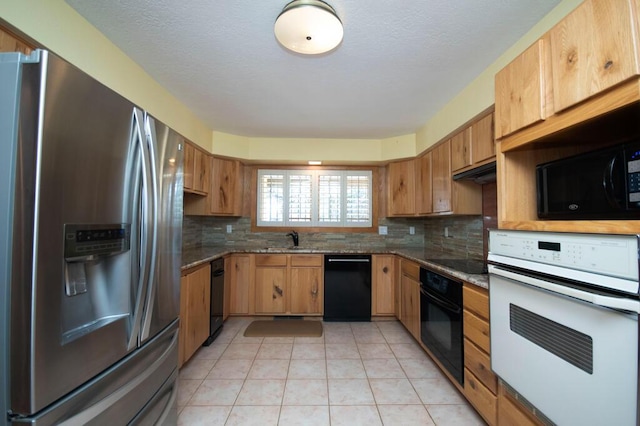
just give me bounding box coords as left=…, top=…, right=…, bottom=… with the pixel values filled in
left=65, top=0, right=561, bottom=139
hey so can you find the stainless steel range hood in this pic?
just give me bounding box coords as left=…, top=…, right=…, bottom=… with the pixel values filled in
left=452, top=161, right=496, bottom=184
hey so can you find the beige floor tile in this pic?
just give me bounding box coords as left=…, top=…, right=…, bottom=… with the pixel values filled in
left=248, top=359, right=290, bottom=379
left=187, top=379, right=243, bottom=405
left=353, top=329, right=386, bottom=344
left=256, top=343, right=293, bottom=360
left=283, top=379, right=329, bottom=405
left=369, top=378, right=422, bottom=405
left=278, top=405, right=330, bottom=426
left=288, top=359, right=327, bottom=379
left=291, top=343, right=326, bottom=359
left=378, top=404, right=435, bottom=426
left=263, top=336, right=295, bottom=344
left=325, top=343, right=360, bottom=359
left=425, top=404, right=486, bottom=425
left=411, top=378, right=466, bottom=404
left=398, top=357, right=443, bottom=379
left=329, top=405, right=382, bottom=426
left=328, top=379, right=375, bottom=405
left=232, top=334, right=265, bottom=344
left=326, top=359, right=367, bottom=379
left=226, top=405, right=281, bottom=426
left=190, top=342, right=228, bottom=360
left=363, top=358, right=406, bottom=379
left=177, top=379, right=202, bottom=407
left=220, top=343, right=261, bottom=359
left=357, top=343, right=395, bottom=359
left=389, top=342, right=429, bottom=359
left=294, top=335, right=325, bottom=344
left=179, top=358, right=216, bottom=380
left=206, top=359, right=253, bottom=380
left=236, top=379, right=286, bottom=405
left=177, top=405, right=232, bottom=426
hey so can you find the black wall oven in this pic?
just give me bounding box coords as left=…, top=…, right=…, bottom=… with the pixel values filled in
left=419, top=268, right=464, bottom=384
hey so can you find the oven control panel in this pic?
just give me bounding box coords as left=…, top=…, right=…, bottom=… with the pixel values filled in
left=488, top=230, right=638, bottom=281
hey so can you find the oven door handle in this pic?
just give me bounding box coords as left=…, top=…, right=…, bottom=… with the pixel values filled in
left=489, top=265, right=640, bottom=314
left=420, top=286, right=461, bottom=314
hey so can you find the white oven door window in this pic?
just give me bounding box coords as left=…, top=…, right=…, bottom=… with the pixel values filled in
left=490, top=274, right=638, bottom=426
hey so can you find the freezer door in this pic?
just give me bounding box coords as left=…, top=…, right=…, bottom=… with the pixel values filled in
left=8, top=51, right=144, bottom=416
left=139, top=114, right=183, bottom=344
left=12, top=320, right=179, bottom=426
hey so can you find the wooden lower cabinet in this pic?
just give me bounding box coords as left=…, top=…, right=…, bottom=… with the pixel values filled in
left=372, top=255, right=395, bottom=316
left=179, top=263, right=211, bottom=367
left=227, top=254, right=251, bottom=315
left=462, top=284, right=498, bottom=425
left=399, top=259, right=420, bottom=339
left=498, top=383, right=545, bottom=426
left=254, top=254, right=323, bottom=316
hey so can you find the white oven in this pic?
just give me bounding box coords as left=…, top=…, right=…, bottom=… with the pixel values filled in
left=488, top=230, right=640, bottom=426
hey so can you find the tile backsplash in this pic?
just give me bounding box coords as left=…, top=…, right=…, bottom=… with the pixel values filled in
left=183, top=214, right=483, bottom=259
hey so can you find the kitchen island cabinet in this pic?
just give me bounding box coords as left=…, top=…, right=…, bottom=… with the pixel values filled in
left=179, top=262, right=211, bottom=367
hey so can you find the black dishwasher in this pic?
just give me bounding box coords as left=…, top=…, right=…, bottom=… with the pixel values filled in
left=324, top=255, right=371, bottom=321
left=204, top=258, right=224, bottom=345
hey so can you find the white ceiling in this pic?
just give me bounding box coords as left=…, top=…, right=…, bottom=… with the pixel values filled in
left=65, top=0, right=561, bottom=139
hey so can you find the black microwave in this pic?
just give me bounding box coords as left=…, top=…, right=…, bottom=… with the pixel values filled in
left=536, top=141, right=640, bottom=219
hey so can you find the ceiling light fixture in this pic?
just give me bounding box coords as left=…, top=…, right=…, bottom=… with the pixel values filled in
left=308, top=160, right=322, bottom=165
left=274, top=0, right=343, bottom=55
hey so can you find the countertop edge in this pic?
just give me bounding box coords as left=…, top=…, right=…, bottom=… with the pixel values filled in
left=181, top=246, right=488, bottom=289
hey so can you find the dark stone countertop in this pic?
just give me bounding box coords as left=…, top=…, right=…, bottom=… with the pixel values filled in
left=181, top=245, right=489, bottom=289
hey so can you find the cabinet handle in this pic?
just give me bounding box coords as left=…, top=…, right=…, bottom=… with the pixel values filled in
left=382, top=266, right=388, bottom=273
left=604, top=60, right=613, bottom=70
left=469, top=379, right=476, bottom=390
left=311, top=289, right=318, bottom=296
left=274, top=285, right=283, bottom=296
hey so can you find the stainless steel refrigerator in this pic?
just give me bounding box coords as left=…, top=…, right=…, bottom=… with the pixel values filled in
left=0, top=50, right=183, bottom=425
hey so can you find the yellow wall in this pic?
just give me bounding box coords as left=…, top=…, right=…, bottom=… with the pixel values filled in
left=0, top=0, right=212, bottom=150
left=2, top=0, right=582, bottom=162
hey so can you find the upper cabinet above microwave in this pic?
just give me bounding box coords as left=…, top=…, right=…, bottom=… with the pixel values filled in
left=495, top=0, right=640, bottom=149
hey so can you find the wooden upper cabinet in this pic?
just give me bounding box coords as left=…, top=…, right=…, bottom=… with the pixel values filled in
left=0, top=27, right=34, bottom=54
left=451, top=128, right=472, bottom=172
left=416, top=152, right=433, bottom=215
left=432, top=140, right=452, bottom=213
left=470, top=113, right=495, bottom=163
left=387, top=159, right=416, bottom=216
left=495, top=39, right=548, bottom=139
left=183, top=141, right=209, bottom=195
left=210, top=157, right=243, bottom=216
left=550, top=0, right=640, bottom=113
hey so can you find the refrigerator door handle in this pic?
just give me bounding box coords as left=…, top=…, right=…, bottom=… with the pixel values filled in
left=140, top=113, right=160, bottom=341
left=127, top=108, right=148, bottom=351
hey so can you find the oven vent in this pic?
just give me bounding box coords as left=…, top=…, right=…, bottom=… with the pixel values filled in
left=509, top=304, right=593, bottom=374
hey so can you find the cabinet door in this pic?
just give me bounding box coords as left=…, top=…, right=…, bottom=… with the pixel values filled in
left=495, top=39, right=547, bottom=139
left=416, top=152, right=433, bottom=215
left=193, top=149, right=209, bottom=194
left=289, top=267, right=323, bottom=314
left=372, top=255, right=395, bottom=315
left=470, top=113, right=495, bottom=163
left=450, top=128, right=472, bottom=172
left=255, top=267, right=287, bottom=314
left=210, top=157, right=242, bottom=215
left=432, top=140, right=452, bottom=213
left=550, top=0, right=639, bottom=112
left=229, top=255, right=251, bottom=314
left=387, top=159, right=416, bottom=216
left=180, top=264, right=211, bottom=365
left=178, top=275, right=188, bottom=367
left=183, top=143, right=195, bottom=191
left=0, top=27, right=34, bottom=54
left=400, top=274, right=420, bottom=339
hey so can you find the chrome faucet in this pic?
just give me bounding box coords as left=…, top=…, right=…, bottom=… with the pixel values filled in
left=286, top=230, right=299, bottom=247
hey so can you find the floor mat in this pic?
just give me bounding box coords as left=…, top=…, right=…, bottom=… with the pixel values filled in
left=243, top=320, right=323, bottom=337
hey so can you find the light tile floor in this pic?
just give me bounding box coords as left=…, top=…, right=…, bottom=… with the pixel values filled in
left=178, top=318, right=485, bottom=426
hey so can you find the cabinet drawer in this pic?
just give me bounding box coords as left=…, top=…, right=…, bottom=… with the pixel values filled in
left=463, top=310, right=490, bottom=354
left=464, top=368, right=497, bottom=426
left=464, top=337, right=497, bottom=394
left=463, top=285, right=489, bottom=320
left=291, top=254, right=322, bottom=267
left=401, top=260, right=420, bottom=281
left=255, top=254, right=287, bottom=266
